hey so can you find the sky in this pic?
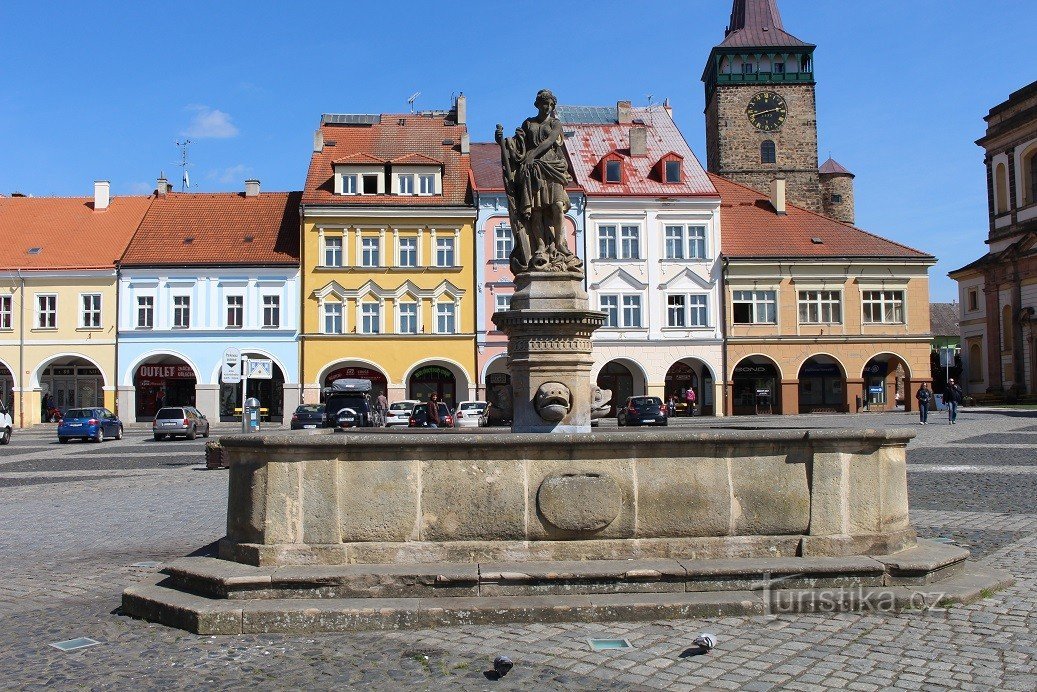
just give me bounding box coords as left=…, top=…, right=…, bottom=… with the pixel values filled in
left=1, top=0, right=1034, bottom=301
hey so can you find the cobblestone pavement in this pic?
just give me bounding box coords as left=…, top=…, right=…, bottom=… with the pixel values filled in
left=1, top=410, right=1035, bottom=690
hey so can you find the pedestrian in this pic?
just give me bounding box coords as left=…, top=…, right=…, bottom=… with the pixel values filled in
left=685, top=387, right=697, bottom=416
left=426, top=393, right=441, bottom=428
left=944, top=378, right=963, bottom=424
left=667, top=395, right=677, bottom=417
left=915, top=382, right=932, bottom=425
left=375, top=391, right=388, bottom=427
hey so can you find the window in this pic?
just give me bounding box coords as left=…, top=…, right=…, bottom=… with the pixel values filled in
left=436, top=237, right=455, bottom=267
left=398, top=237, right=418, bottom=267
left=225, top=295, right=243, bottom=329
left=495, top=293, right=511, bottom=313
left=81, top=294, right=101, bottom=328
left=1002, top=304, right=1014, bottom=352
left=688, top=226, right=707, bottom=259
left=398, top=301, right=418, bottom=334
left=598, top=225, right=617, bottom=259
left=605, top=160, right=622, bottom=183
left=361, top=302, right=380, bottom=334
left=323, top=302, right=343, bottom=334
left=362, top=174, right=378, bottom=195
left=862, top=290, right=905, bottom=324
left=801, top=56, right=811, bottom=72
left=994, top=162, right=1009, bottom=214
left=436, top=302, right=456, bottom=334
left=136, top=296, right=154, bottom=329
left=398, top=174, right=414, bottom=195
left=732, top=290, right=776, bottom=324
left=967, top=289, right=978, bottom=312
left=262, top=295, right=280, bottom=328
left=798, top=290, right=842, bottom=324
left=620, top=225, right=640, bottom=259
left=968, top=342, right=983, bottom=381
left=831, top=194, right=843, bottom=203
left=773, top=62, right=785, bottom=74
left=1026, top=150, right=1037, bottom=206
left=667, top=294, right=708, bottom=328
left=324, top=236, right=343, bottom=267
left=36, top=295, right=56, bottom=329
left=0, top=295, right=10, bottom=330
left=600, top=294, right=642, bottom=328
left=361, top=237, right=380, bottom=267
left=419, top=174, right=436, bottom=195
left=172, top=295, right=191, bottom=329
left=622, top=295, right=642, bottom=328
left=665, top=226, right=685, bottom=259
left=761, top=140, right=776, bottom=164
left=494, top=225, right=512, bottom=260
left=664, top=225, right=707, bottom=259
left=600, top=295, right=619, bottom=327
left=664, top=160, right=681, bottom=183
left=742, top=62, right=755, bottom=74
left=342, top=174, right=358, bottom=195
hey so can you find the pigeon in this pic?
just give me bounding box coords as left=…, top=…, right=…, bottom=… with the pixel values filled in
left=493, top=656, right=514, bottom=677
left=692, top=633, right=717, bottom=652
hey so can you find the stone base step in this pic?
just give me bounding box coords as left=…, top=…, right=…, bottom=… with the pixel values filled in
left=121, top=565, right=1014, bottom=635
left=161, top=540, right=969, bottom=601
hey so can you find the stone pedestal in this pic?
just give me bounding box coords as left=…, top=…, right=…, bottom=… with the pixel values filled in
left=492, top=272, right=605, bottom=433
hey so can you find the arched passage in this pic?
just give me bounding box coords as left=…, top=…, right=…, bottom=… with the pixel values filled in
left=798, top=354, right=847, bottom=413
left=664, top=358, right=716, bottom=416
left=406, top=359, right=471, bottom=410
left=862, top=353, right=910, bottom=410
left=132, top=354, right=198, bottom=420
left=0, top=357, right=14, bottom=415
left=482, top=355, right=511, bottom=424
left=36, top=354, right=107, bottom=416
left=731, top=355, right=781, bottom=415
left=218, top=353, right=287, bottom=422
left=320, top=360, right=389, bottom=404
left=596, top=359, right=648, bottom=417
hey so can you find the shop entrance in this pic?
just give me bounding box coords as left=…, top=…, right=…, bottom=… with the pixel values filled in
left=134, top=357, right=197, bottom=420
left=40, top=358, right=104, bottom=417
left=484, top=357, right=512, bottom=424
left=221, top=355, right=286, bottom=422
left=408, top=365, right=457, bottom=409
left=798, top=356, right=847, bottom=413
left=732, top=356, right=781, bottom=415
left=596, top=360, right=645, bottom=417
left=663, top=360, right=716, bottom=416
left=0, top=362, right=13, bottom=415
left=322, top=365, right=387, bottom=404
left=862, top=354, right=908, bottom=411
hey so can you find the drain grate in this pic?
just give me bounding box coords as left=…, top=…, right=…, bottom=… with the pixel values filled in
left=50, top=638, right=100, bottom=652
left=587, top=638, right=632, bottom=651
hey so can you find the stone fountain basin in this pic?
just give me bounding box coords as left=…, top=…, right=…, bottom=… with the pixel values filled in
left=219, top=428, right=915, bottom=567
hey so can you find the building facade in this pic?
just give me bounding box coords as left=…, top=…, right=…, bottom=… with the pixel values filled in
left=0, top=183, right=151, bottom=427
left=950, top=80, right=1037, bottom=397
left=117, top=181, right=301, bottom=422
left=558, top=103, right=725, bottom=415
left=469, top=142, right=585, bottom=407
left=299, top=99, right=478, bottom=409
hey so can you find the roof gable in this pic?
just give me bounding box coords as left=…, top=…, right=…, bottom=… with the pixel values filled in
left=592, top=268, right=649, bottom=291
left=661, top=268, right=715, bottom=291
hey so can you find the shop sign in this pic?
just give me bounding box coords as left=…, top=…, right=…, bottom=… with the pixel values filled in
left=801, top=363, right=841, bottom=377
left=137, top=364, right=195, bottom=380
left=756, top=389, right=771, bottom=396
left=325, top=366, right=386, bottom=384
left=412, top=366, right=453, bottom=381
left=734, top=364, right=775, bottom=376
left=487, top=373, right=511, bottom=385
left=868, top=385, right=885, bottom=394
left=863, top=362, right=889, bottom=376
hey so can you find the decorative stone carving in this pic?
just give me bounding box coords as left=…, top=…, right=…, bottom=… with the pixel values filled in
left=534, top=381, right=572, bottom=422
left=536, top=472, right=623, bottom=532
left=591, top=386, right=613, bottom=421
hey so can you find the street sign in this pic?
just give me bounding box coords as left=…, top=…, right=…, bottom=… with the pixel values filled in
left=246, top=359, right=273, bottom=380
left=222, top=347, right=242, bottom=384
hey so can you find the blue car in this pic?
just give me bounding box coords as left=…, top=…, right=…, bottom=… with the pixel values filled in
left=57, top=407, right=124, bottom=443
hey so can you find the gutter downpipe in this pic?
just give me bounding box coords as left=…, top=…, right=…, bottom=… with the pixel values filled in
left=720, top=256, right=729, bottom=417
left=114, top=261, right=120, bottom=419
left=16, top=269, right=25, bottom=428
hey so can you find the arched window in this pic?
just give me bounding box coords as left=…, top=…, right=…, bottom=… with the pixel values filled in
left=761, top=140, right=776, bottom=164
left=995, top=162, right=1009, bottom=214
left=1024, top=147, right=1037, bottom=206
left=1002, top=304, right=1014, bottom=352
left=968, top=343, right=983, bottom=381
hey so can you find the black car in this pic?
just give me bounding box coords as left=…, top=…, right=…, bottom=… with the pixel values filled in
left=290, top=404, right=325, bottom=430
left=408, top=402, right=453, bottom=428
left=617, top=396, right=668, bottom=427
left=323, top=379, right=376, bottom=429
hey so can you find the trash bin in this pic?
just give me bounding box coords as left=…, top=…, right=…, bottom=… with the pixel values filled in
left=243, top=397, right=261, bottom=433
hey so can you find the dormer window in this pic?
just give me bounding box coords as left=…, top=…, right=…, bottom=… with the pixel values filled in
left=342, top=174, right=358, bottom=194
left=391, top=162, right=441, bottom=196
left=665, top=160, right=681, bottom=183
left=419, top=173, right=436, bottom=195
left=334, top=156, right=386, bottom=195
left=605, top=160, right=622, bottom=184
left=362, top=174, right=378, bottom=194
left=399, top=174, right=415, bottom=195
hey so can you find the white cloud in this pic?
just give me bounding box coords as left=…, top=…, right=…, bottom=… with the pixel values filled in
left=208, top=164, right=252, bottom=185
left=183, top=105, right=239, bottom=139
left=128, top=181, right=154, bottom=195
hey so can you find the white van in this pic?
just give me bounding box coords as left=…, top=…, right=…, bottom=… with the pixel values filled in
left=0, top=399, right=12, bottom=445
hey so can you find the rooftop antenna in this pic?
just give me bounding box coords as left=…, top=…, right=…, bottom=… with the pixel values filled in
left=407, top=92, right=421, bottom=113
left=646, top=94, right=654, bottom=107
left=175, top=139, right=192, bottom=191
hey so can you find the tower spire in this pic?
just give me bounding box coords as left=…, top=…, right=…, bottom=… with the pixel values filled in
left=728, top=0, right=786, bottom=36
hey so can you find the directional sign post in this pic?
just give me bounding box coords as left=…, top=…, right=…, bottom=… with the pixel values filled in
left=222, top=347, right=242, bottom=385
left=246, top=359, right=273, bottom=380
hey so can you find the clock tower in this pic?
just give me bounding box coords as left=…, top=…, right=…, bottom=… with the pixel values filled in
left=703, top=0, right=823, bottom=213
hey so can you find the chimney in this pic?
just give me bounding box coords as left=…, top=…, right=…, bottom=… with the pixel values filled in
left=245, top=179, right=261, bottom=197
left=455, top=92, right=467, bottom=125
left=770, top=178, right=787, bottom=215
left=460, top=132, right=470, bottom=154
left=629, top=127, right=647, bottom=156
left=313, top=129, right=324, bottom=153
left=156, top=175, right=170, bottom=197
left=617, top=100, right=632, bottom=124
left=94, top=180, right=110, bottom=211
left=663, top=97, right=673, bottom=120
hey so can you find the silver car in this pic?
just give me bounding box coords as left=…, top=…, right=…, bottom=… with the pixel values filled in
left=153, top=406, right=210, bottom=440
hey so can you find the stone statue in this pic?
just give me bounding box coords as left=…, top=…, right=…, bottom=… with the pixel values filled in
left=496, top=89, right=583, bottom=276
left=534, top=382, right=572, bottom=422
left=590, top=386, right=613, bottom=421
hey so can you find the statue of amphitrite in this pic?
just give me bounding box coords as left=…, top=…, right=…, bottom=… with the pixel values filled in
left=495, top=89, right=583, bottom=275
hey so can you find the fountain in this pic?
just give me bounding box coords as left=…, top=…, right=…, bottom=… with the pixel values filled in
left=122, top=92, right=1010, bottom=635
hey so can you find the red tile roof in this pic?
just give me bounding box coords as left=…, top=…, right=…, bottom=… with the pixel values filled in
left=332, top=153, right=386, bottom=165
left=819, top=157, right=854, bottom=176
left=711, top=174, right=933, bottom=260
left=120, top=191, right=300, bottom=267
left=0, top=195, right=152, bottom=270
left=390, top=153, right=442, bottom=165
left=559, top=106, right=717, bottom=198
left=469, top=142, right=584, bottom=194
left=303, top=113, right=470, bottom=207
left=717, top=0, right=812, bottom=49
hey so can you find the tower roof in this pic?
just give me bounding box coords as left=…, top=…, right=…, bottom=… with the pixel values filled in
left=819, top=157, right=854, bottom=176
left=716, top=0, right=812, bottom=49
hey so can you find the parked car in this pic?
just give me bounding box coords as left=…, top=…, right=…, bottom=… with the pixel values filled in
left=58, top=407, right=124, bottom=443
left=290, top=404, right=325, bottom=430
left=385, top=400, right=418, bottom=427
left=408, top=402, right=453, bottom=428
left=616, top=396, right=668, bottom=427
left=335, top=407, right=363, bottom=429
left=0, top=399, right=13, bottom=445
left=453, top=401, right=488, bottom=428
left=323, top=379, right=375, bottom=429
left=153, top=406, right=210, bottom=440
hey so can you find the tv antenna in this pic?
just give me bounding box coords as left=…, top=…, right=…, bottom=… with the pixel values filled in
left=175, top=139, right=192, bottom=191
left=646, top=94, right=654, bottom=107
left=407, top=92, right=421, bottom=113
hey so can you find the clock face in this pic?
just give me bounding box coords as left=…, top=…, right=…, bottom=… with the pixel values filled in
left=746, top=91, right=788, bottom=132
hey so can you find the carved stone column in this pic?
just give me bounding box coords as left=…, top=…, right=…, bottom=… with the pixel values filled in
left=493, top=272, right=604, bottom=433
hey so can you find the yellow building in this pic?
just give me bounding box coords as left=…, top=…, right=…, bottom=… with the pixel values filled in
left=0, top=183, right=151, bottom=426
left=299, top=100, right=477, bottom=407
